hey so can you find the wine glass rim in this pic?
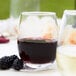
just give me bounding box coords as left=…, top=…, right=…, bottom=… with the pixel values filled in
left=64, top=10, right=76, bottom=15
left=21, top=12, right=56, bottom=15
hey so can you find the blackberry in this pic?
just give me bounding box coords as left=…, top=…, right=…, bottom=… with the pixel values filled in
left=0, top=56, right=11, bottom=69
left=0, top=55, right=18, bottom=70
left=10, top=55, right=18, bottom=59
left=12, top=58, right=23, bottom=71
left=9, top=55, right=18, bottom=63
left=0, top=55, right=23, bottom=71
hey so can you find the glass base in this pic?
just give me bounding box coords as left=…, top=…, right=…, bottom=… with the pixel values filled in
left=22, top=61, right=57, bottom=71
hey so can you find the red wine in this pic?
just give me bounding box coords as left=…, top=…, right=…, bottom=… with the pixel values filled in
left=17, top=38, right=57, bottom=64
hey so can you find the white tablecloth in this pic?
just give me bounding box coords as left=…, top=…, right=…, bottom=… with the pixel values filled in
left=0, top=40, right=61, bottom=76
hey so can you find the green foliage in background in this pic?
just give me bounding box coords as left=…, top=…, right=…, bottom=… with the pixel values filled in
left=0, top=0, right=75, bottom=19
left=0, top=0, right=10, bottom=19
left=40, top=0, right=75, bottom=18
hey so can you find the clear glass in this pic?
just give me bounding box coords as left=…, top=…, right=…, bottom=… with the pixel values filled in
left=56, top=10, right=76, bottom=76
left=10, top=0, right=40, bottom=19
left=17, top=12, right=58, bottom=71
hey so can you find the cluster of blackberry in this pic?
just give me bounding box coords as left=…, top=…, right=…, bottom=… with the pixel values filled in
left=0, top=55, right=23, bottom=71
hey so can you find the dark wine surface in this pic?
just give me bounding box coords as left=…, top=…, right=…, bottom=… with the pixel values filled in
left=17, top=38, right=57, bottom=64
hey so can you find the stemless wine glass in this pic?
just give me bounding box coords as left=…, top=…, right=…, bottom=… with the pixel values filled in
left=17, top=12, right=58, bottom=71
left=56, top=10, right=76, bottom=76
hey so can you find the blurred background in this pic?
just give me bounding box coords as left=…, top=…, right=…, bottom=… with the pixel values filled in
left=0, top=0, right=75, bottom=19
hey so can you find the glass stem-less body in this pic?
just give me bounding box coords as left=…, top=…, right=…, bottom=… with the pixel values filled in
left=57, top=10, right=76, bottom=76
left=18, top=12, right=58, bottom=71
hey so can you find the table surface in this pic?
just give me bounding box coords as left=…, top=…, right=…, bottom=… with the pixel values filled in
left=0, top=40, right=61, bottom=76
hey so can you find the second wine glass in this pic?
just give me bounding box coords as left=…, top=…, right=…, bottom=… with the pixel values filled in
left=57, top=10, right=76, bottom=76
